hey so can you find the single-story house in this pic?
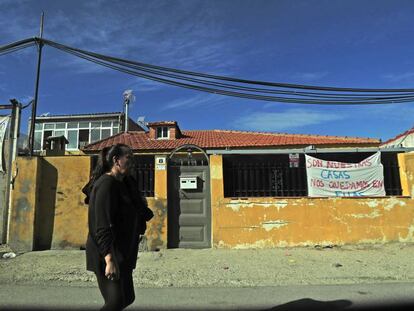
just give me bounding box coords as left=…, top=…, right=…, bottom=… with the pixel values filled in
left=7, top=120, right=414, bottom=252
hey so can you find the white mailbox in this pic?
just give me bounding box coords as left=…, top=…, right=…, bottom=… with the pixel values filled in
left=180, top=176, right=198, bottom=189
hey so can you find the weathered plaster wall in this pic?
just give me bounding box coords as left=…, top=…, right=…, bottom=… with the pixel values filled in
left=10, top=152, right=414, bottom=251
left=211, top=153, right=414, bottom=248
left=41, top=156, right=90, bottom=249
left=43, top=154, right=167, bottom=251
left=146, top=155, right=168, bottom=250
left=9, top=154, right=165, bottom=251
left=8, top=157, right=40, bottom=252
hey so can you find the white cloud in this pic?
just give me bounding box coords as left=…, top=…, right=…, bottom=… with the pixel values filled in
left=129, top=78, right=169, bottom=93
left=382, top=72, right=414, bottom=83
left=232, top=109, right=344, bottom=131
left=356, top=103, right=414, bottom=122
left=0, top=1, right=37, bottom=40
left=161, top=93, right=227, bottom=110
left=18, top=95, right=33, bottom=104
left=20, top=1, right=240, bottom=77
left=291, top=72, right=329, bottom=82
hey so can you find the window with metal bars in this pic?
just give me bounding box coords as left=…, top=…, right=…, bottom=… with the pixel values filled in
left=90, top=154, right=155, bottom=197
left=223, top=153, right=402, bottom=198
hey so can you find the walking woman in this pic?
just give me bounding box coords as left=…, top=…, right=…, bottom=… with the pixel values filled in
left=83, top=143, right=153, bottom=311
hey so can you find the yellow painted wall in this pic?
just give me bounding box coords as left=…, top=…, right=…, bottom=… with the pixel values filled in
left=41, top=156, right=91, bottom=249
left=399, top=152, right=414, bottom=196
left=211, top=153, right=414, bottom=248
left=210, top=154, right=224, bottom=244
left=10, top=152, right=414, bottom=251
left=9, top=156, right=91, bottom=251
left=146, top=155, right=168, bottom=250
left=9, top=154, right=167, bottom=251
left=9, top=157, right=40, bottom=252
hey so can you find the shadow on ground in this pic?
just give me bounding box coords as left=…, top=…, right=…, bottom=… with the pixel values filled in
left=265, top=298, right=351, bottom=310
left=265, top=298, right=414, bottom=311
left=3, top=299, right=414, bottom=311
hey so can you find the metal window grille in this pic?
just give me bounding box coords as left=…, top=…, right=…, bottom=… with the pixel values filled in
left=223, top=155, right=307, bottom=197
left=90, top=154, right=155, bottom=197
left=130, top=155, right=155, bottom=197
left=313, top=152, right=402, bottom=196
left=381, top=153, right=403, bottom=196
left=223, top=153, right=402, bottom=198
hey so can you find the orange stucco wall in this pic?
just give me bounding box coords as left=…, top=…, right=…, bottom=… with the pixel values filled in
left=8, top=154, right=164, bottom=251
left=8, top=157, right=40, bottom=252
left=145, top=155, right=168, bottom=250
left=9, top=152, right=414, bottom=252
left=210, top=153, right=414, bottom=248
left=41, top=156, right=90, bottom=249
left=8, top=156, right=91, bottom=251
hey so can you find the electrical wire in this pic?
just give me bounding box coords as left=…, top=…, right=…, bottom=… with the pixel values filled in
left=0, top=38, right=35, bottom=52
left=3, top=37, right=414, bottom=105
left=0, top=42, right=35, bottom=56
left=45, top=41, right=414, bottom=105
left=0, top=38, right=36, bottom=55
left=42, top=39, right=414, bottom=104
left=22, top=100, right=34, bottom=109
left=41, top=38, right=414, bottom=93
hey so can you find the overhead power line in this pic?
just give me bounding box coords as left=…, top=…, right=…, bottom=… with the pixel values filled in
left=41, top=38, right=414, bottom=93
left=2, top=37, right=414, bottom=105
left=0, top=38, right=36, bottom=56
left=40, top=39, right=414, bottom=104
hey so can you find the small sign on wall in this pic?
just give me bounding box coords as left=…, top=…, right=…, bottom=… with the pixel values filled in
left=155, top=155, right=167, bottom=170
left=289, top=153, right=300, bottom=168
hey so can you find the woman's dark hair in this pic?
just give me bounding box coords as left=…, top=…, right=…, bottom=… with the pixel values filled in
left=82, top=143, right=132, bottom=204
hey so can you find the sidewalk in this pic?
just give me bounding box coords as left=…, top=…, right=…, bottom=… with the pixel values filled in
left=1, top=242, right=414, bottom=288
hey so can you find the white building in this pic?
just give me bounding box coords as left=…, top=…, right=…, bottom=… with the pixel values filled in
left=382, top=126, right=414, bottom=148
left=29, top=112, right=145, bottom=152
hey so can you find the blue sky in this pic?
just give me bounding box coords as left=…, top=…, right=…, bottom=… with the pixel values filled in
left=1, top=0, right=413, bottom=141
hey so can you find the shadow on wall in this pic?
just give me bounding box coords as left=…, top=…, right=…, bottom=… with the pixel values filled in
left=33, top=159, right=58, bottom=251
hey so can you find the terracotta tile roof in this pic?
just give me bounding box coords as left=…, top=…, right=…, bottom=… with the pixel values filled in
left=83, top=129, right=380, bottom=152
left=381, top=126, right=414, bottom=146
left=147, top=121, right=177, bottom=126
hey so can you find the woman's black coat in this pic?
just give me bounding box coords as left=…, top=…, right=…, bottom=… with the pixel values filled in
left=85, top=174, right=153, bottom=276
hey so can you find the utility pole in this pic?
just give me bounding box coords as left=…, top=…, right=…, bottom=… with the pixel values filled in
left=3, top=99, right=21, bottom=244
left=28, top=12, right=44, bottom=156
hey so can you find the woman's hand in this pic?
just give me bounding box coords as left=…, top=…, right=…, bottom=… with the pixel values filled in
left=104, top=253, right=117, bottom=280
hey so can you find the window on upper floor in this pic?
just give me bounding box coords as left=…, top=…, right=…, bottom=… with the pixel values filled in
left=156, top=126, right=169, bottom=139
left=33, top=119, right=120, bottom=150
left=78, top=129, right=90, bottom=149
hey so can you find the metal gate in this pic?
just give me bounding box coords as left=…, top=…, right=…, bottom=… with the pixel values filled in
left=167, top=145, right=211, bottom=249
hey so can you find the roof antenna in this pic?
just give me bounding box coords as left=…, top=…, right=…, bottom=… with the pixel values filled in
left=122, top=89, right=135, bottom=132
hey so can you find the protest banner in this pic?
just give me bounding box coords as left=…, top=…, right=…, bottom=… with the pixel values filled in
left=305, top=152, right=385, bottom=197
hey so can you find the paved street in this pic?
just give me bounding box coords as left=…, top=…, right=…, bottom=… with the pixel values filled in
left=1, top=282, right=414, bottom=310
left=2, top=244, right=414, bottom=310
